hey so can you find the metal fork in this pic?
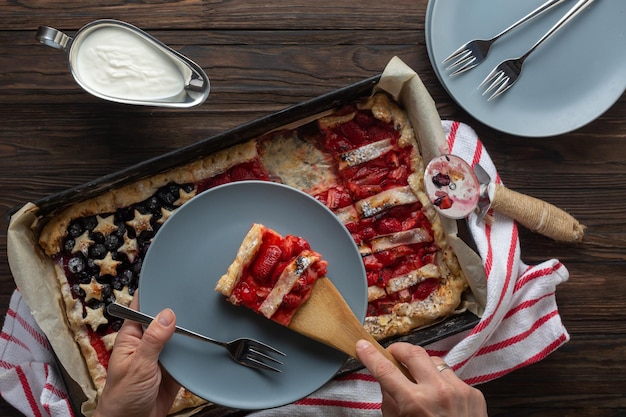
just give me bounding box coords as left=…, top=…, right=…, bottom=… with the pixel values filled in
left=479, top=0, right=595, bottom=100
left=107, top=302, right=286, bottom=372
left=443, top=0, right=567, bottom=76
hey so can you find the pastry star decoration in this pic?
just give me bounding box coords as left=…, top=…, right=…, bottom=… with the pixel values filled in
left=93, top=214, right=118, bottom=235
left=174, top=188, right=197, bottom=206
left=72, top=231, right=94, bottom=255
left=84, top=305, right=108, bottom=331
left=80, top=279, right=104, bottom=302
left=157, top=207, right=174, bottom=225
left=113, top=287, right=133, bottom=306
left=125, top=209, right=153, bottom=235
left=117, top=231, right=138, bottom=263
left=94, top=252, right=121, bottom=277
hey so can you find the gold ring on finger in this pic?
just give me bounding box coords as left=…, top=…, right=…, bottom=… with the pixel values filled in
left=436, top=363, right=452, bottom=373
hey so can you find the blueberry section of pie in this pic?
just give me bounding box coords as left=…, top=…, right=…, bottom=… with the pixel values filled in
left=56, top=182, right=195, bottom=365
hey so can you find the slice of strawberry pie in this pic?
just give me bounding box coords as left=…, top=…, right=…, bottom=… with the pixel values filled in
left=215, top=223, right=328, bottom=326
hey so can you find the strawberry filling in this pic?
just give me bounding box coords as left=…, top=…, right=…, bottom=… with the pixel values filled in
left=232, top=228, right=328, bottom=326
left=315, top=109, right=441, bottom=316
left=196, top=159, right=270, bottom=192
left=367, top=278, right=440, bottom=316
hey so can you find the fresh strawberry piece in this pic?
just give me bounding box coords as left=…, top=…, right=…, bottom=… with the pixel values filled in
left=251, top=245, right=282, bottom=282
left=344, top=221, right=358, bottom=234
left=391, top=261, right=414, bottom=278
left=358, top=225, right=378, bottom=241
left=233, top=281, right=258, bottom=305
left=413, top=278, right=440, bottom=301
left=363, top=254, right=383, bottom=271
left=376, top=217, right=402, bottom=234
left=281, top=293, right=301, bottom=310
left=316, top=186, right=352, bottom=210
left=323, top=131, right=353, bottom=153
left=434, top=194, right=453, bottom=210
left=401, top=216, right=420, bottom=231
left=88, top=328, right=110, bottom=369
left=366, top=271, right=379, bottom=286
left=367, top=304, right=378, bottom=316
left=281, top=235, right=309, bottom=259
left=379, top=268, right=393, bottom=285
left=385, top=151, right=401, bottom=168
left=378, top=301, right=396, bottom=314
left=311, top=259, right=328, bottom=277
left=375, top=250, right=397, bottom=267
left=347, top=181, right=382, bottom=200
left=339, top=121, right=368, bottom=146
left=229, top=166, right=255, bottom=181
left=247, top=159, right=271, bottom=180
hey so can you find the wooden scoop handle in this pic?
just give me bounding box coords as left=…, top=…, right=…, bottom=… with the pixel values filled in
left=491, top=183, right=585, bottom=242
left=289, top=278, right=414, bottom=381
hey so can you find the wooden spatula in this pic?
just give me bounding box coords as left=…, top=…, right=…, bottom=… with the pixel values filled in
left=289, top=277, right=415, bottom=381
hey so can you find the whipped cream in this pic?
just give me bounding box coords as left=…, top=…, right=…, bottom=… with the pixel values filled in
left=74, top=26, right=185, bottom=101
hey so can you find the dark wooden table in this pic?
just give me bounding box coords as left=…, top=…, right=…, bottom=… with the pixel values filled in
left=1, top=1, right=625, bottom=416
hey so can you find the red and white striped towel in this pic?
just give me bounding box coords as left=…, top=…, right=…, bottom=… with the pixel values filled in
left=0, top=290, right=75, bottom=417
left=0, top=121, right=569, bottom=416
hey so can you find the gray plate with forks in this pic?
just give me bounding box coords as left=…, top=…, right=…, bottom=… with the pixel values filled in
left=426, top=0, right=626, bottom=137
left=138, top=181, right=367, bottom=409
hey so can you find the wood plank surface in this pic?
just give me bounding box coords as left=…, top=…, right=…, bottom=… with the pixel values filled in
left=1, top=1, right=625, bottom=416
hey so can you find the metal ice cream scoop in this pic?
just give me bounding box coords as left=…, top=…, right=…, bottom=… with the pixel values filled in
left=424, top=154, right=585, bottom=242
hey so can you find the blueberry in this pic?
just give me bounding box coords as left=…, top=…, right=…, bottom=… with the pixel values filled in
left=104, top=234, right=121, bottom=251
left=64, top=238, right=76, bottom=253
left=115, top=223, right=127, bottom=238
left=86, top=299, right=103, bottom=312
left=77, top=272, right=92, bottom=284
left=120, top=269, right=133, bottom=286
left=68, top=221, right=84, bottom=238
left=89, top=243, right=107, bottom=259
left=132, top=259, right=142, bottom=276
left=68, top=256, right=86, bottom=274
left=110, top=319, right=123, bottom=332
left=101, top=284, right=113, bottom=303
left=157, top=187, right=177, bottom=206
left=71, top=284, right=85, bottom=298
left=145, top=196, right=161, bottom=213
left=111, top=276, right=124, bottom=291
left=83, top=216, right=97, bottom=231
left=91, top=232, right=105, bottom=244
left=87, top=258, right=99, bottom=274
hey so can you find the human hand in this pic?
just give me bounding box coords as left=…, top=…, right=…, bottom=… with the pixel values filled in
left=93, top=295, right=180, bottom=417
left=356, top=340, right=487, bottom=417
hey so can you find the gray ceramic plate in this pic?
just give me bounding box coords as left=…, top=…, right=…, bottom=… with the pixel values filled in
left=426, top=0, right=626, bottom=137
left=138, top=181, right=367, bottom=409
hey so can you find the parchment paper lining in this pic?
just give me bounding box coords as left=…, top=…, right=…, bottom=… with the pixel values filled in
left=7, top=56, right=486, bottom=416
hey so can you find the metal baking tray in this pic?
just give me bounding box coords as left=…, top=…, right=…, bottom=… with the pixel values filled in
left=17, top=74, right=480, bottom=414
